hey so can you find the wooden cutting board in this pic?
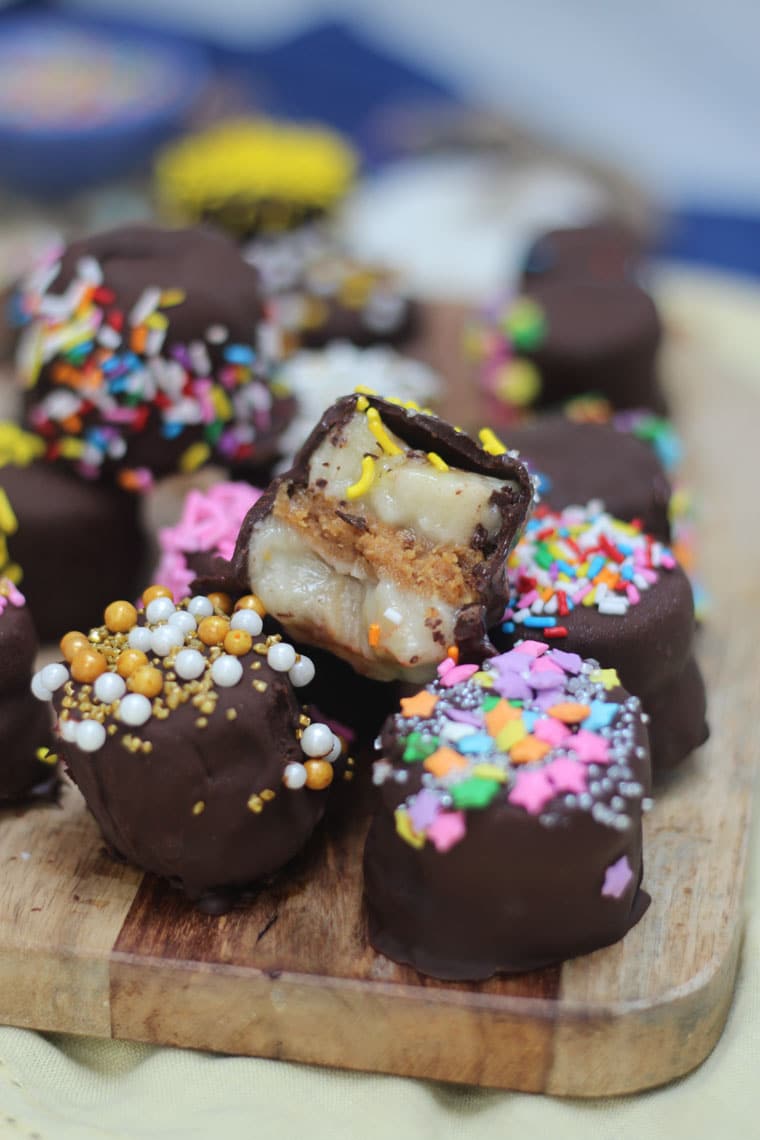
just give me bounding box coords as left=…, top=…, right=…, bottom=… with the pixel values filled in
left=0, top=308, right=756, bottom=1097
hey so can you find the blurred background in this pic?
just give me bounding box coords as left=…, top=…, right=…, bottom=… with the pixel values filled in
left=0, top=0, right=758, bottom=300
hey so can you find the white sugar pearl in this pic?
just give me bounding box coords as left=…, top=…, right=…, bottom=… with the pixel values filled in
left=210, top=654, right=243, bottom=687
left=326, top=734, right=342, bottom=764
left=146, top=597, right=176, bottom=624
left=230, top=610, right=263, bottom=637
left=150, top=624, right=184, bottom=657
left=168, top=610, right=197, bottom=636
left=41, top=663, right=69, bottom=692
left=267, top=642, right=297, bottom=673
left=31, top=671, right=53, bottom=701
left=119, top=693, right=152, bottom=726
left=174, top=648, right=206, bottom=680
left=75, top=719, right=106, bottom=752
left=283, top=761, right=307, bottom=789
left=94, top=672, right=126, bottom=703
left=300, top=722, right=334, bottom=758
left=59, top=719, right=78, bottom=743
left=288, top=655, right=315, bottom=688
left=128, top=625, right=153, bottom=652
left=188, top=595, right=214, bottom=618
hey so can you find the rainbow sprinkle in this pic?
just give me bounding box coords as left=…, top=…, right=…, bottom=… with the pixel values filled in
left=502, top=503, right=676, bottom=638
left=11, top=255, right=284, bottom=487
left=464, top=295, right=546, bottom=422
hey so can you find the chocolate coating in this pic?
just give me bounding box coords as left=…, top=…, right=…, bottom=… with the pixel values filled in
left=505, top=417, right=672, bottom=542
left=211, top=394, right=534, bottom=678
left=0, top=584, right=57, bottom=803
left=43, top=597, right=339, bottom=907
left=520, top=222, right=644, bottom=287
left=364, top=653, right=651, bottom=979
left=0, top=688, right=57, bottom=803
left=0, top=458, right=146, bottom=641
left=524, top=279, right=666, bottom=414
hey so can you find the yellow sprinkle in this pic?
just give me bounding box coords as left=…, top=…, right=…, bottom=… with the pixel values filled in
left=179, top=442, right=211, bottom=473
left=471, top=764, right=508, bottom=783
left=394, top=807, right=425, bottom=849
left=427, top=452, right=449, bottom=472
left=355, top=395, right=369, bottom=412
left=192, top=800, right=206, bottom=815
left=472, top=670, right=494, bottom=688
left=159, top=289, right=187, bottom=307
left=354, top=384, right=377, bottom=396
left=366, top=407, right=402, bottom=456
left=591, top=668, right=620, bottom=691
left=211, top=387, right=232, bottom=420
left=478, top=427, right=507, bottom=456
left=57, top=437, right=86, bottom=459
left=345, top=454, right=376, bottom=501
left=496, top=721, right=527, bottom=752
left=4, top=562, right=22, bottom=585
left=247, top=794, right=263, bottom=814
left=0, top=423, right=45, bottom=467
left=146, top=312, right=169, bottom=330
left=582, top=589, right=597, bottom=607
left=36, top=747, right=58, bottom=766
left=0, top=490, right=18, bottom=536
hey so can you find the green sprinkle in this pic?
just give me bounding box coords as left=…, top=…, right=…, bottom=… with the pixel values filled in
left=402, top=731, right=439, bottom=763
left=451, top=777, right=501, bottom=810
left=482, top=694, right=501, bottom=712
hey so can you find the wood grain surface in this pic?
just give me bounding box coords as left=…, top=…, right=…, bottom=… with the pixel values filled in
left=0, top=307, right=756, bottom=1096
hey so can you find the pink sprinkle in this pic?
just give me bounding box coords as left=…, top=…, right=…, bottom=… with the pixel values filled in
left=569, top=729, right=610, bottom=765
left=0, top=579, right=26, bottom=608
left=520, top=589, right=539, bottom=607
left=544, top=756, right=588, bottom=795
left=533, top=717, right=570, bottom=747
left=641, top=568, right=658, bottom=584
left=427, top=811, right=466, bottom=853
left=440, top=663, right=479, bottom=687
left=513, top=639, right=549, bottom=658
left=437, top=656, right=456, bottom=678
left=508, top=769, right=556, bottom=815
left=573, top=584, right=592, bottom=603
left=530, top=657, right=564, bottom=676
left=661, top=554, right=676, bottom=569
left=626, top=584, right=640, bottom=604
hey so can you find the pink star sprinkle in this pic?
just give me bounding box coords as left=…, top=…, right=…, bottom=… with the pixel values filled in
left=514, top=639, right=549, bottom=657
left=427, top=811, right=466, bottom=852
left=601, top=855, right=634, bottom=899
left=544, top=757, right=588, bottom=795
left=569, top=730, right=611, bottom=765
left=508, top=769, right=556, bottom=815
left=440, top=664, right=479, bottom=688
left=533, top=717, right=570, bottom=747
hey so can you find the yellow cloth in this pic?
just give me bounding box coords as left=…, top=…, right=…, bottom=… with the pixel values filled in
left=0, top=270, right=758, bottom=1139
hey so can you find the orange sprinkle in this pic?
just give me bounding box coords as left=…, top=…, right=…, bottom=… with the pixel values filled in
left=61, top=414, right=83, bottom=434
left=547, top=702, right=591, bottom=725
left=424, top=747, right=469, bottom=778
left=484, top=699, right=521, bottom=738
left=400, top=691, right=439, bottom=719
left=368, top=622, right=381, bottom=648
left=131, top=327, right=148, bottom=354
left=510, top=736, right=552, bottom=764
left=446, top=645, right=459, bottom=663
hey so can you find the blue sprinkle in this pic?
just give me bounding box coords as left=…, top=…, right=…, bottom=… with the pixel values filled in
left=621, top=564, right=635, bottom=581
left=522, top=710, right=540, bottom=732
left=501, top=621, right=515, bottom=633
left=587, top=555, right=605, bottom=579
left=618, top=542, right=633, bottom=557
left=458, top=733, right=494, bottom=755
left=556, top=559, right=575, bottom=577
left=225, top=344, right=255, bottom=365
left=161, top=422, right=184, bottom=440
left=583, top=700, right=619, bottom=732
left=521, top=615, right=557, bottom=628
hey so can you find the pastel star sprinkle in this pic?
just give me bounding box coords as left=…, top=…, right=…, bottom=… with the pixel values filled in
left=508, top=768, right=556, bottom=814
left=601, top=855, right=634, bottom=899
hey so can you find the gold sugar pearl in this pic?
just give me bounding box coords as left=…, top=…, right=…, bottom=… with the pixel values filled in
left=128, top=665, right=164, bottom=698
left=224, top=629, right=252, bottom=657
left=116, top=649, right=149, bottom=678
left=104, top=600, right=138, bottom=633
left=60, top=630, right=90, bottom=662
left=207, top=591, right=233, bottom=615
left=142, top=584, right=173, bottom=606
left=304, top=760, right=334, bottom=791
left=235, top=594, right=266, bottom=617
left=70, top=648, right=107, bottom=684
left=198, top=616, right=229, bottom=646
